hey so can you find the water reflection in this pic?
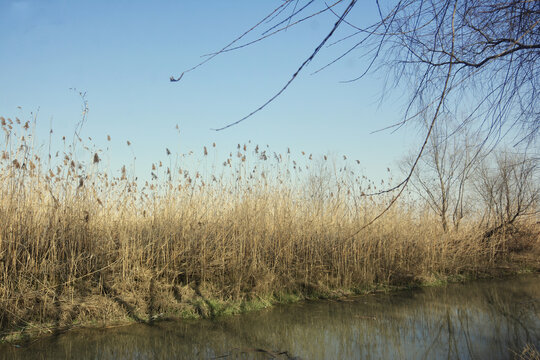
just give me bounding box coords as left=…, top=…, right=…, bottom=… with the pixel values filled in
left=1, top=275, right=539, bottom=359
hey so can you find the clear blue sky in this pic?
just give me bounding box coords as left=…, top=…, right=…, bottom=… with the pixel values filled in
left=1, top=0, right=421, bottom=181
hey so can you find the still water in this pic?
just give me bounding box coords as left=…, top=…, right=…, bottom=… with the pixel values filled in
left=1, top=275, right=539, bottom=359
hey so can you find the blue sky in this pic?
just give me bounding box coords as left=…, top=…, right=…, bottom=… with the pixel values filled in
left=0, top=0, right=421, bottom=181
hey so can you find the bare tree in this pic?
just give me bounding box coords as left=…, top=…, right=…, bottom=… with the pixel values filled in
left=475, top=150, right=539, bottom=237
left=402, top=117, right=478, bottom=231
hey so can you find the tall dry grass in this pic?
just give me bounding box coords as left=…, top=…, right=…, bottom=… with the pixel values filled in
left=0, top=116, right=538, bottom=337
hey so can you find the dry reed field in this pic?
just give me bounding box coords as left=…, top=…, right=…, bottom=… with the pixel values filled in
left=1, top=116, right=539, bottom=339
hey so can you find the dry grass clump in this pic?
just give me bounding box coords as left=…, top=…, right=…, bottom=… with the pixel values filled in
left=0, top=116, right=538, bottom=338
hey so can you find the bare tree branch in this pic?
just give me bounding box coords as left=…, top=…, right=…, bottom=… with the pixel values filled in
left=211, top=0, right=358, bottom=131
left=169, top=1, right=293, bottom=82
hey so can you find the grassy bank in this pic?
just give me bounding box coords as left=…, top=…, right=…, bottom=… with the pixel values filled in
left=1, top=116, right=539, bottom=341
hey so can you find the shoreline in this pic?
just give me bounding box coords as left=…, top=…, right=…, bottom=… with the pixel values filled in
left=2, top=264, right=538, bottom=344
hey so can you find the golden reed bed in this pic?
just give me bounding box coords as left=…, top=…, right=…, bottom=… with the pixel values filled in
left=1, top=116, right=538, bottom=339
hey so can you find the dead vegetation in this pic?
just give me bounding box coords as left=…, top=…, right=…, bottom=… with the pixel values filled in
left=0, top=116, right=538, bottom=339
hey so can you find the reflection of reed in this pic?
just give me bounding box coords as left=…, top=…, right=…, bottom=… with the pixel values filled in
left=211, top=347, right=298, bottom=359
left=481, top=283, right=540, bottom=350
left=1, top=276, right=539, bottom=360
left=517, top=344, right=540, bottom=360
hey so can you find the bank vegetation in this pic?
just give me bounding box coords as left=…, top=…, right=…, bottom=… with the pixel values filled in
left=1, top=116, right=539, bottom=340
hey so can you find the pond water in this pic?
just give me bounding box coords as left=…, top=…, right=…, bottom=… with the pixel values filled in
left=1, top=275, right=539, bottom=359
